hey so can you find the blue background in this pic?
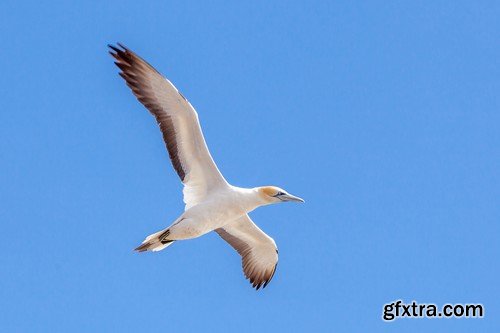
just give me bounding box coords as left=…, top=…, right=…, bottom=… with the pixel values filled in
left=1, top=1, right=498, bottom=332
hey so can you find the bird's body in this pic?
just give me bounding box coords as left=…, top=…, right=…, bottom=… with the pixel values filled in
left=145, top=185, right=266, bottom=240
left=158, top=186, right=263, bottom=241
left=109, top=44, right=303, bottom=289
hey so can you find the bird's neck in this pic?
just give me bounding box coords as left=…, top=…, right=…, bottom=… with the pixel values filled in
left=231, top=186, right=270, bottom=212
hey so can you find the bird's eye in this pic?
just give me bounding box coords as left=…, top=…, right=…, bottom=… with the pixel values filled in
left=277, top=191, right=285, bottom=196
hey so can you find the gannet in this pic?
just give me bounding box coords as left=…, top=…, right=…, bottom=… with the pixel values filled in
left=109, top=43, right=304, bottom=289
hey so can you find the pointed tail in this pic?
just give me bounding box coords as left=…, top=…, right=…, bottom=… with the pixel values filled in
left=134, top=228, right=175, bottom=252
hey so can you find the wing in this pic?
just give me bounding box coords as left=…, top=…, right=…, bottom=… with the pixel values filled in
left=109, top=44, right=227, bottom=209
left=216, top=215, right=279, bottom=290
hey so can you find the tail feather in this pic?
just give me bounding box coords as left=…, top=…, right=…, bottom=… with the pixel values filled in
left=134, top=228, right=175, bottom=252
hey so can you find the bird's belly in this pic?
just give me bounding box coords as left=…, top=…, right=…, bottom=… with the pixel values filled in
left=171, top=201, right=244, bottom=239
left=198, top=203, right=243, bottom=229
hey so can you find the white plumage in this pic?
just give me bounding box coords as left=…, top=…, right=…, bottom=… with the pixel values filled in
left=109, top=44, right=303, bottom=289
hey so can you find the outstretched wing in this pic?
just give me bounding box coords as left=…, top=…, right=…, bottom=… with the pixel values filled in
left=216, top=215, right=279, bottom=290
left=109, top=44, right=227, bottom=208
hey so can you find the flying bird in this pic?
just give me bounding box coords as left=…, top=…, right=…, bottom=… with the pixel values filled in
left=108, top=43, right=304, bottom=289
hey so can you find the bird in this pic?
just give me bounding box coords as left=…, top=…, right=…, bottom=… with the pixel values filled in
left=108, top=43, right=304, bottom=290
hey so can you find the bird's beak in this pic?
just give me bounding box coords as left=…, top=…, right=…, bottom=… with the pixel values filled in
left=282, top=193, right=305, bottom=203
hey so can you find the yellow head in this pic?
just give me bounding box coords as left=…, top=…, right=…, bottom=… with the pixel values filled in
left=257, top=186, right=305, bottom=204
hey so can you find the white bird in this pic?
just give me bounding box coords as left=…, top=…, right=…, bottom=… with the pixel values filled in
left=109, top=44, right=304, bottom=289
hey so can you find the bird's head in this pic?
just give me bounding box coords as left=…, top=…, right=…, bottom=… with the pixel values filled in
left=257, top=186, right=305, bottom=205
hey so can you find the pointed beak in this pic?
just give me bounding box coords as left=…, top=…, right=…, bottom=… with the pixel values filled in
left=282, top=193, right=305, bottom=203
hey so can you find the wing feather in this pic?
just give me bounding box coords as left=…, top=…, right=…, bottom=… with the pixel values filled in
left=109, top=44, right=227, bottom=208
left=216, top=215, right=278, bottom=290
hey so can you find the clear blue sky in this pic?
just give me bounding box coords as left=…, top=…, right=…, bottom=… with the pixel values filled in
left=1, top=1, right=498, bottom=332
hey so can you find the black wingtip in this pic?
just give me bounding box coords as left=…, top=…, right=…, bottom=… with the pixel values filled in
left=108, top=43, right=129, bottom=55
left=108, top=43, right=120, bottom=53
left=117, top=42, right=128, bottom=51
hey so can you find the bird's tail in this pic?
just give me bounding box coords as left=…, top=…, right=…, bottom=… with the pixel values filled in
left=134, top=228, right=175, bottom=252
